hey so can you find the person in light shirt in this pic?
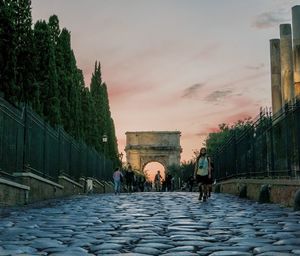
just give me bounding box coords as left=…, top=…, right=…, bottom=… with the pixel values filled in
left=113, top=167, right=123, bottom=195
left=194, top=147, right=212, bottom=202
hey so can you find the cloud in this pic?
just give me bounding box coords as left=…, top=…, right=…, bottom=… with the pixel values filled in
left=182, top=83, right=205, bottom=98
left=205, top=89, right=232, bottom=102
left=191, top=42, right=221, bottom=62
left=223, top=112, right=252, bottom=125
left=252, top=10, right=289, bottom=29
left=245, top=63, right=265, bottom=70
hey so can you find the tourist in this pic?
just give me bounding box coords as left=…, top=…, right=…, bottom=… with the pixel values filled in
left=194, top=147, right=211, bottom=201
left=113, top=167, right=123, bottom=195
left=154, top=170, right=162, bottom=192
left=125, top=164, right=135, bottom=193
left=165, top=172, right=173, bottom=192
left=187, top=175, right=194, bottom=192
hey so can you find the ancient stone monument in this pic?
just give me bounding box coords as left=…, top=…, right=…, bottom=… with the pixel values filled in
left=125, top=131, right=182, bottom=174
left=270, top=5, right=300, bottom=113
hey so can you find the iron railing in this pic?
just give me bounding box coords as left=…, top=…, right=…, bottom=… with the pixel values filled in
left=0, top=96, right=113, bottom=182
left=213, top=102, right=300, bottom=181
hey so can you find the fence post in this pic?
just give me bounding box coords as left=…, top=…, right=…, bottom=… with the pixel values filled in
left=285, top=104, right=292, bottom=176
left=296, top=99, right=300, bottom=176
left=58, top=127, right=61, bottom=176
left=269, top=118, right=275, bottom=176
left=233, top=131, right=238, bottom=177
left=43, top=119, right=47, bottom=177
left=22, top=104, right=29, bottom=171
left=251, top=130, right=256, bottom=177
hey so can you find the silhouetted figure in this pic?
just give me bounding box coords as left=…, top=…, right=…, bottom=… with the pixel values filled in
left=125, top=165, right=134, bottom=193
left=187, top=175, right=194, bottom=192
left=154, top=170, right=162, bottom=192
left=165, top=173, right=173, bottom=192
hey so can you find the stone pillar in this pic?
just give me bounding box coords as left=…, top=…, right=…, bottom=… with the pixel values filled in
left=280, top=24, right=294, bottom=104
left=270, top=39, right=282, bottom=113
left=292, top=6, right=300, bottom=97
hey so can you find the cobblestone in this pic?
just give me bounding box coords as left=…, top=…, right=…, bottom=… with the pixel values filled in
left=0, top=192, right=300, bottom=255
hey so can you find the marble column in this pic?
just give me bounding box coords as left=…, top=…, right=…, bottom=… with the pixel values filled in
left=280, top=24, right=294, bottom=104
left=292, top=6, right=300, bottom=97
left=270, top=39, right=282, bottom=114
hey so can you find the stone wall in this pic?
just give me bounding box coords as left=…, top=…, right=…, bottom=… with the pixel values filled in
left=0, top=173, right=114, bottom=206
left=13, top=172, right=63, bottom=203
left=58, top=175, right=83, bottom=196
left=92, top=179, right=105, bottom=193
left=0, top=178, right=30, bottom=206
left=216, top=178, right=300, bottom=208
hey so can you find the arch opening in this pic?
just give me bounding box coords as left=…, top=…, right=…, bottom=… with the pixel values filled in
left=143, top=161, right=165, bottom=182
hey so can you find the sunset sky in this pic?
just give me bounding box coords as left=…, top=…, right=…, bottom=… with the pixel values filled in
left=32, top=0, right=298, bottom=168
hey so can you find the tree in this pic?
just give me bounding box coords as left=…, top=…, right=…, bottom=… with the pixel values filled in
left=90, top=61, right=104, bottom=150
left=55, top=28, right=72, bottom=131
left=33, top=20, right=60, bottom=125
left=206, top=118, right=253, bottom=156
left=14, top=0, right=37, bottom=104
left=48, top=15, right=60, bottom=45
left=90, top=61, right=119, bottom=164
left=0, top=0, right=18, bottom=103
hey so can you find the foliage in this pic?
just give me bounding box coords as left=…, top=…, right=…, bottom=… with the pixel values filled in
left=33, top=20, right=60, bottom=125
left=167, top=161, right=194, bottom=189
left=206, top=118, right=253, bottom=156
left=90, top=62, right=120, bottom=166
left=0, top=0, right=17, bottom=102
left=0, top=1, right=120, bottom=167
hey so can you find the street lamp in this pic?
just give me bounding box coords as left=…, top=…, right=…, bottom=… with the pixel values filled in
left=118, top=152, right=124, bottom=166
left=102, top=134, right=108, bottom=174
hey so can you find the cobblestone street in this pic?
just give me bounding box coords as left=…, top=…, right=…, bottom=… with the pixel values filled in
left=0, top=192, right=300, bottom=255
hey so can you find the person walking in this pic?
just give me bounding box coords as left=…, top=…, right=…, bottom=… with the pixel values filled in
left=113, top=167, right=123, bottom=195
left=154, top=170, right=162, bottom=192
left=125, top=164, right=135, bottom=193
left=194, top=147, right=211, bottom=202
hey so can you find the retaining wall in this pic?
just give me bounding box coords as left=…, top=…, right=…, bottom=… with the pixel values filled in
left=215, top=178, right=300, bottom=208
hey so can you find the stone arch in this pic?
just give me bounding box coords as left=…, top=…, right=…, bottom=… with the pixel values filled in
left=125, top=131, right=181, bottom=175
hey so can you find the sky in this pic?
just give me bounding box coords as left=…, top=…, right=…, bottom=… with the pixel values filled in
left=31, top=0, right=299, bottom=167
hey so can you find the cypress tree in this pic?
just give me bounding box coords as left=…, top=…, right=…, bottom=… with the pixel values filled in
left=33, top=20, right=60, bottom=125
left=0, top=0, right=18, bottom=103
left=102, top=82, right=119, bottom=164
left=14, top=0, right=37, bottom=105
left=55, top=28, right=71, bottom=131
left=68, top=50, right=82, bottom=139
left=81, top=86, right=100, bottom=149
left=90, top=61, right=104, bottom=151
left=56, top=28, right=82, bottom=136
left=48, top=15, right=60, bottom=45
left=76, top=68, right=85, bottom=140
left=90, top=61, right=119, bottom=162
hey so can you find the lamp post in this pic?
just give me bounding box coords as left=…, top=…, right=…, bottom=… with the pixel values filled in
left=118, top=152, right=124, bottom=167
left=102, top=134, right=108, bottom=176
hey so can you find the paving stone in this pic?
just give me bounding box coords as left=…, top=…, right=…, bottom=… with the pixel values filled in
left=253, top=245, right=300, bottom=254
left=255, top=253, right=294, bottom=256
left=133, top=246, right=162, bottom=255
left=209, top=252, right=252, bottom=256
left=0, top=192, right=299, bottom=254
left=161, top=253, right=198, bottom=256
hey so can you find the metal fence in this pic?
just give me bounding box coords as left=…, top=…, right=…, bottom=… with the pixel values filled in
left=213, top=102, right=300, bottom=181
left=0, top=96, right=113, bottom=182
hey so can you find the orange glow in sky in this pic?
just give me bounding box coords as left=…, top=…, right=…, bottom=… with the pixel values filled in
left=144, top=162, right=165, bottom=182
left=31, top=0, right=299, bottom=162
